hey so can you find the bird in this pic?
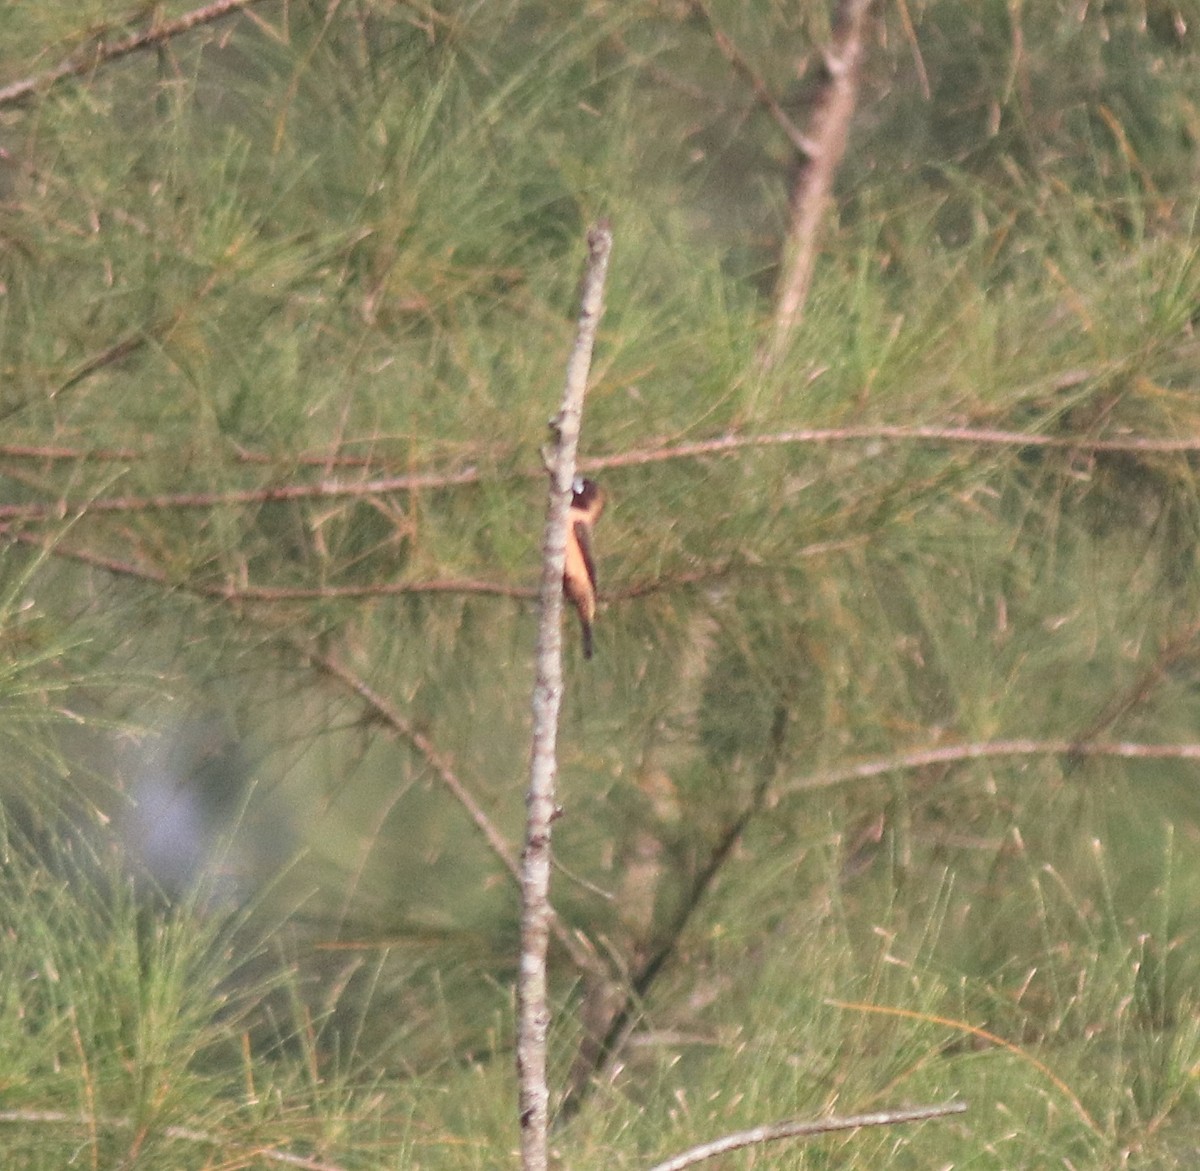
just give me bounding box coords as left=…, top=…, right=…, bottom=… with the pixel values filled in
left=563, top=475, right=605, bottom=659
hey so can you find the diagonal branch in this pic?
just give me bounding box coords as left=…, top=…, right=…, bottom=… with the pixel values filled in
left=1068, top=619, right=1200, bottom=750
left=0, top=0, right=272, bottom=108
left=558, top=703, right=790, bottom=1122
left=303, top=646, right=603, bottom=980
left=305, top=647, right=524, bottom=887
left=687, top=0, right=815, bottom=156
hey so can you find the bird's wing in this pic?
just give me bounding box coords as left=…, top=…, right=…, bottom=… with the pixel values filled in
left=572, top=518, right=597, bottom=591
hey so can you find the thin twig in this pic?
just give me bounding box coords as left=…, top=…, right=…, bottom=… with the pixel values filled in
left=0, top=443, right=144, bottom=462
left=186, top=577, right=530, bottom=601
left=646, top=1101, right=967, bottom=1171
left=0, top=0, right=272, bottom=107
left=0, top=440, right=470, bottom=470
left=517, top=220, right=612, bottom=1171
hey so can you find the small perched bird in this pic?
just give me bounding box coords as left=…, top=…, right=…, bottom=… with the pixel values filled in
left=563, top=475, right=605, bottom=659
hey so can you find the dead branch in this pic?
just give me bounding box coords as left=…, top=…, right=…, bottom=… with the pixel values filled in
left=0, top=444, right=143, bottom=462
left=7, top=528, right=860, bottom=633
left=8, top=527, right=724, bottom=606
left=597, top=419, right=1200, bottom=469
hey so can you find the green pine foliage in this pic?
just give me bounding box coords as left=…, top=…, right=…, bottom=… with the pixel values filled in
left=3, top=0, right=1200, bottom=1166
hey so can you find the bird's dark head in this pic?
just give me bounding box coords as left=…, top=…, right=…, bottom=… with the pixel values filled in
left=571, top=476, right=603, bottom=511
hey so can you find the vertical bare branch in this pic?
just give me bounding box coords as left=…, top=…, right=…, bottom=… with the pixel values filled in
left=761, top=0, right=875, bottom=371
left=516, top=221, right=613, bottom=1171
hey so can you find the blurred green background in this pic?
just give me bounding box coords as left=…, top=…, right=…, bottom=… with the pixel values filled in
left=3, top=1, right=1200, bottom=1167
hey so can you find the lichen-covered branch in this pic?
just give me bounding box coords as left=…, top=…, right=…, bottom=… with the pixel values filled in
left=516, top=221, right=613, bottom=1171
